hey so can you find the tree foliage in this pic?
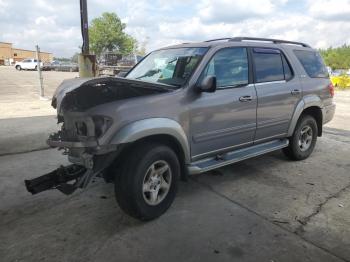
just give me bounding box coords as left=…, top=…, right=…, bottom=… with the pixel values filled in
left=89, top=12, right=136, bottom=57
left=320, top=44, right=350, bottom=70
left=53, top=57, right=70, bottom=62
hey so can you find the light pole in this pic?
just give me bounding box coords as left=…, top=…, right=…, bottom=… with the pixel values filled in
left=35, top=45, right=45, bottom=99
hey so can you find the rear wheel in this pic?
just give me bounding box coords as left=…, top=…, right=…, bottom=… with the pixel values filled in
left=283, top=115, right=318, bottom=160
left=114, top=142, right=180, bottom=220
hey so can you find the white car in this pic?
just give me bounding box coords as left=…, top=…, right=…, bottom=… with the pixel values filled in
left=15, top=58, right=43, bottom=71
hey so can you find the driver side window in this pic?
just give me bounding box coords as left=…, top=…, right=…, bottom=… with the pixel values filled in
left=201, top=47, right=249, bottom=88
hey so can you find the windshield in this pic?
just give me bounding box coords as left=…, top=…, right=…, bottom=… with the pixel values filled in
left=126, top=47, right=208, bottom=87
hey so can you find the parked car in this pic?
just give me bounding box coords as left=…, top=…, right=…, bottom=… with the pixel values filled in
left=53, top=62, right=78, bottom=72
left=15, top=58, right=43, bottom=70
left=43, top=61, right=78, bottom=72
left=25, top=37, right=335, bottom=221
left=42, top=60, right=59, bottom=71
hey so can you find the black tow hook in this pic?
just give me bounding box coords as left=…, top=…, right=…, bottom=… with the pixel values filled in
left=25, top=164, right=87, bottom=195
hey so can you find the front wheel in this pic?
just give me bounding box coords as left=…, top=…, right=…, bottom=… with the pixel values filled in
left=15, top=65, right=21, bottom=71
left=114, top=142, right=180, bottom=220
left=283, top=115, right=318, bottom=160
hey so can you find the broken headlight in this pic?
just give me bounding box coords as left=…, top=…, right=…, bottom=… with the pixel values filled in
left=92, top=116, right=113, bottom=137
left=75, top=121, right=88, bottom=136
left=74, top=116, right=112, bottom=138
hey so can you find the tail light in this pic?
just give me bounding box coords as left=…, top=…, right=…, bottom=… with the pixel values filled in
left=328, top=82, right=334, bottom=97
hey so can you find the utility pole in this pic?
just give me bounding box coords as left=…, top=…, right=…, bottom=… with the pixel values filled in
left=78, top=0, right=96, bottom=77
left=35, top=45, right=45, bottom=98
left=80, top=0, right=89, bottom=54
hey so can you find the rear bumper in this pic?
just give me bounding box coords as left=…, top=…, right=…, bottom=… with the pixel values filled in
left=323, top=103, right=336, bottom=124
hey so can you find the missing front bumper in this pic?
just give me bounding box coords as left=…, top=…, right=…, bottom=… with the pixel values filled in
left=25, top=164, right=87, bottom=195
left=24, top=150, right=120, bottom=195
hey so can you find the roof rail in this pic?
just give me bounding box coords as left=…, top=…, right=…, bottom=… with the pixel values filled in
left=229, top=37, right=311, bottom=48
left=204, top=38, right=233, bottom=42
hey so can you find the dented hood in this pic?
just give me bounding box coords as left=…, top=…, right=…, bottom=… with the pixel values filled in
left=52, top=77, right=172, bottom=113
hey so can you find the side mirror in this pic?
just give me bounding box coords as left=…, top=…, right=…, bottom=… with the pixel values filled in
left=199, top=76, right=216, bottom=93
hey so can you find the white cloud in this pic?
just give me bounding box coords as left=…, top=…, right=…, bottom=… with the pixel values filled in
left=0, top=0, right=8, bottom=14
left=157, top=12, right=350, bottom=49
left=35, top=16, right=56, bottom=26
left=197, top=0, right=284, bottom=23
left=0, top=0, right=349, bottom=57
left=308, top=0, right=350, bottom=21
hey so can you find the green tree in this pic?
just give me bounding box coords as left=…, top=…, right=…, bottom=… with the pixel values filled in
left=320, top=44, right=350, bottom=70
left=89, top=12, right=137, bottom=57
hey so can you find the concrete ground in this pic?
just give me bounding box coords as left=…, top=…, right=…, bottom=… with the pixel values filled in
left=0, top=66, right=77, bottom=154
left=0, top=65, right=350, bottom=261
left=0, top=66, right=77, bottom=119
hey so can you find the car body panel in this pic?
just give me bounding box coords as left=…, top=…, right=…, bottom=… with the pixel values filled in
left=189, top=84, right=257, bottom=160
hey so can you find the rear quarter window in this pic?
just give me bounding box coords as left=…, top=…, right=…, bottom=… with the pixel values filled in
left=293, top=50, right=328, bottom=78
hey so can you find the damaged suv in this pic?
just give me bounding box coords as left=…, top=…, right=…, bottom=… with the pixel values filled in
left=25, top=37, right=335, bottom=220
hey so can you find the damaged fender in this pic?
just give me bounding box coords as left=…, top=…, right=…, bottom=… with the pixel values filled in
left=110, top=118, right=191, bottom=164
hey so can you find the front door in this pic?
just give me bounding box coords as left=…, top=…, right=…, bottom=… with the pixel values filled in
left=252, top=48, right=302, bottom=142
left=190, top=47, right=257, bottom=160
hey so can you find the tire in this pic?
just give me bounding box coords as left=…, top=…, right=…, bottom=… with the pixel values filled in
left=115, top=142, right=180, bottom=220
left=15, top=65, right=21, bottom=71
left=34, top=66, right=37, bottom=71
left=283, top=115, right=318, bottom=160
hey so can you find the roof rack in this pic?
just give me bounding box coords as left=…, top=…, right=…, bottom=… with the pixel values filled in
left=229, top=37, right=311, bottom=48
left=203, top=37, right=310, bottom=48
left=204, top=38, right=233, bottom=42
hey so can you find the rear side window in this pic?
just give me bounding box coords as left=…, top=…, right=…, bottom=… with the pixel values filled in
left=253, top=48, right=285, bottom=83
left=294, top=50, right=328, bottom=78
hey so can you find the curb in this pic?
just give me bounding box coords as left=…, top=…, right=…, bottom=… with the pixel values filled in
left=0, top=115, right=57, bottom=156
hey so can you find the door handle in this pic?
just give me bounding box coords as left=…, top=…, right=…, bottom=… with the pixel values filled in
left=291, top=89, right=301, bottom=95
left=239, top=95, right=253, bottom=102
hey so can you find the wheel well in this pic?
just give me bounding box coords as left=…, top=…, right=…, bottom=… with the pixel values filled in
left=301, top=106, right=323, bottom=136
left=105, top=134, right=188, bottom=183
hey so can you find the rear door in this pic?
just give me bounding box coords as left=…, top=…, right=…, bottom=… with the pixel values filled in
left=252, top=47, right=302, bottom=142
left=190, top=47, right=257, bottom=159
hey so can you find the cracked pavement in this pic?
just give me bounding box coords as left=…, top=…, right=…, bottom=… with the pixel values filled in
left=0, top=90, right=349, bottom=261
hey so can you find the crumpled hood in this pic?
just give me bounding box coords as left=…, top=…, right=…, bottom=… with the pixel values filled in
left=52, top=77, right=172, bottom=114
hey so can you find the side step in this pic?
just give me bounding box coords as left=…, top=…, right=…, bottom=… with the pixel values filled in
left=188, top=139, right=289, bottom=174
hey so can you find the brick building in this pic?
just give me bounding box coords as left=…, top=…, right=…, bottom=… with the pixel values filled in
left=0, top=42, right=53, bottom=65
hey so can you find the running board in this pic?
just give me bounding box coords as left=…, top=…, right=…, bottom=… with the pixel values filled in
left=188, top=139, right=289, bottom=174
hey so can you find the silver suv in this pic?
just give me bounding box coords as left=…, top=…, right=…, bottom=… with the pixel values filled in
left=25, top=37, right=336, bottom=220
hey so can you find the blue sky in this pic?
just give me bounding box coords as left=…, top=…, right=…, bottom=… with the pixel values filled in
left=0, top=0, right=349, bottom=57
